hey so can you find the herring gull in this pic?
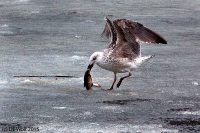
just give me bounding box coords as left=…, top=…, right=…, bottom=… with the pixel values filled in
left=85, top=17, right=167, bottom=90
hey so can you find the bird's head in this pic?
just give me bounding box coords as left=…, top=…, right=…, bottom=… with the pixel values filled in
left=87, top=52, right=103, bottom=69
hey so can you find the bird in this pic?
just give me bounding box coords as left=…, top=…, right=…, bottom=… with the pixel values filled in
left=87, top=17, right=167, bottom=90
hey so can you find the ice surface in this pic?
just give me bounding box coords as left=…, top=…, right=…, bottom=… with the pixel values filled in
left=177, top=111, right=200, bottom=115
left=38, top=123, right=179, bottom=133
left=0, top=0, right=200, bottom=132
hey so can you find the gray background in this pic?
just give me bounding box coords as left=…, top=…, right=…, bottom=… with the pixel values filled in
left=0, top=0, right=200, bottom=132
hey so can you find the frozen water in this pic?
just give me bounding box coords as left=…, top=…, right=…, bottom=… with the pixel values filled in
left=192, top=81, right=199, bottom=86
left=177, top=111, right=200, bottom=116
left=52, top=107, right=67, bottom=110
left=37, top=123, right=179, bottom=133
left=0, top=0, right=200, bottom=132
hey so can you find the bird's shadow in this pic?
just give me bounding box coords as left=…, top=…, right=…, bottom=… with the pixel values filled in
left=97, top=98, right=155, bottom=105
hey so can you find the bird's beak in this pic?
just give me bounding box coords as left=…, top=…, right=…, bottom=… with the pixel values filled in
left=87, top=62, right=94, bottom=70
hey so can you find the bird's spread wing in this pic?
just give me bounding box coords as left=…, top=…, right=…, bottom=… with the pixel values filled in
left=101, top=17, right=167, bottom=60
left=117, top=19, right=167, bottom=44
left=113, top=41, right=140, bottom=60
left=101, top=17, right=117, bottom=47
left=112, top=19, right=140, bottom=59
left=101, top=23, right=111, bottom=39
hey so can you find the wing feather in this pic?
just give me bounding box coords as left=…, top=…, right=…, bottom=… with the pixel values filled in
left=100, top=17, right=167, bottom=60
left=101, top=23, right=111, bottom=39
left=119, top=19, right=167, bottom=44
left=101, top=17, right=117, bottom=47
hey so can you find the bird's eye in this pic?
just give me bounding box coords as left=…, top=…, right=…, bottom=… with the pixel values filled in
left=93, top=56, right=97, bottom=60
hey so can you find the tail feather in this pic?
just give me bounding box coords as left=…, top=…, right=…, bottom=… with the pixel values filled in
left=135, top=55, right=155, bottom=66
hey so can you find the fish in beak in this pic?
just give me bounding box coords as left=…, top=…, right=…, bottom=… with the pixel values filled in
left=84, top=62, right=94, bottom=90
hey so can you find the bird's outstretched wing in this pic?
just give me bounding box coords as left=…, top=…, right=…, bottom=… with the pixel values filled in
left=116, top=19, right=167, bottom=44
left=101, top=17, right=117, bottom=47
left=101, top=17, right=167, bottom=60
left=101, top=22, right=111, bottom=39
left=111, top=19, right=140, bottom=59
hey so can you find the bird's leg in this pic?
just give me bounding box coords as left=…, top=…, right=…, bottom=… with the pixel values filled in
left=117, top=72, right=132, bottom=88
left=108, top=73, right=117, bottom=90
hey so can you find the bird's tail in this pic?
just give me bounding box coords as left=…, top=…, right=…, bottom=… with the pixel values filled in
left=135, top=55, right=155, bottom=66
